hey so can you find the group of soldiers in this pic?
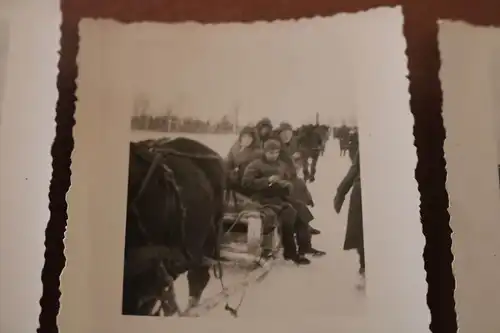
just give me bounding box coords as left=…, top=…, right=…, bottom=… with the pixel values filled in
left=225, top=118, right=326, bottom=265
left=224, top=117, right=365, bottom=289
left=334, top=124, right=359, bottom=162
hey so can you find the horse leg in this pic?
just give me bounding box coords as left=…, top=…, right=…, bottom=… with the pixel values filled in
left=301, top=157, right=310, bottom=181
left=186, top=265, right=211, bottom=308
left=310, top=155, right=318, bottom=182
left=184, top=213, right=219, bottom=310
left=122, top=277, right=140, bottom=315
left=125, top=266, right=180, bottom=317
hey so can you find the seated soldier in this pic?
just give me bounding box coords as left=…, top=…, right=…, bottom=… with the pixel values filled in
left=225, top=126, right=262, bottom=195
left=275, top=124, right=323, bottom=238
left=254, top=118, right=274, bottom=147
left=242, top=139, right=325, bottom=265
left=291, top=153, right=314, bottom=206
left=241, top=139, right=309, bottom=265
left=224, top=126, right=279, bottom=253
left=291, top=153, right=320, bottom=236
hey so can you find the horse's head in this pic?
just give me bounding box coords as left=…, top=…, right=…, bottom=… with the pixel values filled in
left=318, top=124, right=330, bottom=133
left=297, top=125, right=323, bottom=150
left=128, top=142, right=182, bottom=228
left=129, top=259, right=181, bottom=316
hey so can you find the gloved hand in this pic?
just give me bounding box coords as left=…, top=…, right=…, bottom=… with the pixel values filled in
left=333, top=193, right=345, bottom=213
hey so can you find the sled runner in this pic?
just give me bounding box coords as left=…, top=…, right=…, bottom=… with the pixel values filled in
left=220, top=190, right=281, bottom=265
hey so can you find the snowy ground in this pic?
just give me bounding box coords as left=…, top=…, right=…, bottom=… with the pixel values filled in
left=130, top=130, right=366, bottom=319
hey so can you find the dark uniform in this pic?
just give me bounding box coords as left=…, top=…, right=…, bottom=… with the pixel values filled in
left=334, top=151, right=364, bottom=276
left=275, top=123, right=325, bottom=249
left=337, top=125, right=350, bottom=156
left=225, top=126, right=262, bottom=191
left=347, top=130, right=359, bottom=163
left=242, top=139, right=310, bottom=265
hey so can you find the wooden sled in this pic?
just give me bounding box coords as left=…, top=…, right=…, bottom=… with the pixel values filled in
left=180, top=191, right=282, bottom=317
left=220, top=191, right=280, bottom=266
left=181, top=258, right=276, bottom=317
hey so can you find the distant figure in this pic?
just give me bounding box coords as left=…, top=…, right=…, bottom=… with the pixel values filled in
left=254, top=118, right=274, bottom=147
left=316, top=124, right=331, bottom=156
left=295, top=124, right=324, bottom=182
left=337, top=124, right=350, bottom=156
left=348, top=128, right=359, bottom=162
left=333, top=150, right=365, bottom=291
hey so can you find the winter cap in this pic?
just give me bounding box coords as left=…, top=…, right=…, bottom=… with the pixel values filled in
left=277, top=122, right=293, bottom=132
left=263, top=139, right=281, bottom=152
left=239, top=126, right=256, bottom=137
left=256, top=118, right=273, bottom=128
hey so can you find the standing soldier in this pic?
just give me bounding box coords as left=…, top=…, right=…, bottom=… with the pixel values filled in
left=348, top=127, right=359, bottom=163
left=333, top=150, right=365, bottom=291
left=338, top=124, right=350, bottom=156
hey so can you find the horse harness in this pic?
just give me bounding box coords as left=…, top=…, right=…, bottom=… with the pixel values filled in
left=128, top=147, right=186, bottom=315
left=128, top=143, right=238, bottom=316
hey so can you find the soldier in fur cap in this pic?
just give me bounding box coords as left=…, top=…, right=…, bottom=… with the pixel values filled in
left=275, top=122, right=322, bottom=236
left=242, top=139, right=325, bottom=264
left=225, top=126, right=263, bottom=192
left=241, top=139, right=310, bottom=265
left=255, top=118, right=274, bottom=147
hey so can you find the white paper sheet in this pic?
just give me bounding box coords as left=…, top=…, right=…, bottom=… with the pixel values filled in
left=439, top=19, right=500, bottom=333
left=61, top=7, right=429, bottom=333
left=0, top=1, right=60, bottom=332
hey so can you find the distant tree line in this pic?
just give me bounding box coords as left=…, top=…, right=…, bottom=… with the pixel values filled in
left=130, top=96, right=242, bottom=134
left=131, top=114, right=240, bottom=134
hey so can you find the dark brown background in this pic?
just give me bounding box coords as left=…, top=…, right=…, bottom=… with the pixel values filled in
left=39, top=1, right=500, bottom=332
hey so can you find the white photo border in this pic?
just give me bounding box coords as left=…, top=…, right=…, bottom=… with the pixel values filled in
left=60, top=7, right=429, bottom=333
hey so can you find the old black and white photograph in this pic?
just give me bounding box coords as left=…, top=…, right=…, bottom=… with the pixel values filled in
left=62, top=8, right=429, bottom=333
left=123, top=19, right=367, bottom=318
left=439, top=20, right=500, bottom=332
left=128, top=102, right=364, bottom=318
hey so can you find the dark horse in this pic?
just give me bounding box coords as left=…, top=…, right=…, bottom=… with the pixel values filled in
left=316, top=124, right=330, bottom=156
left=122, top=137, right=226, bottom=317
left=294, top=124, right=329, bottom=182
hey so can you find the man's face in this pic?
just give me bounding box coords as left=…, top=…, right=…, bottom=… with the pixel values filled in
left=239, top=134, right=253, bottom=148
left=264, top=149, right=280, bottom=162
left=280, top=129, right=293, bottom=143
left=260, top=126, right=271, bottom=136
left=293, top=158, right=302, bottom=171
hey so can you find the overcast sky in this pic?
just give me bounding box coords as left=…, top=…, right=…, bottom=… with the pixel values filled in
left=105, top=17, right=364, bottom=127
